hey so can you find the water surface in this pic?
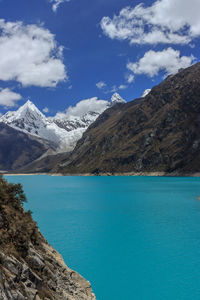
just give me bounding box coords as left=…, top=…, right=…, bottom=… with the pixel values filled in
left=5, top=175, right=200, bottom=300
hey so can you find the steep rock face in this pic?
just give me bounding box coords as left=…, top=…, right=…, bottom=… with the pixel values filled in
left=0, top=177, right=96, bottom=299
left=54, top=63, right=200, bottom=174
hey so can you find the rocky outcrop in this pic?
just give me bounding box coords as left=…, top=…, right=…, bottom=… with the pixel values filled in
left=53, top=62, right=200, bottom=175
left=0, top=177, right=96, bottom=299
left=0, top=244, right=95, bottom=300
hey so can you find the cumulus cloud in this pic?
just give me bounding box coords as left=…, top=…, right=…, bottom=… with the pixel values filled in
left=43, top=107, right=49, bottom=113
left=0, top=19, right=67, bottom=87
left=0, top=88, right=22, bottom=107
left=101, top=0, right=200, bottom=45
left=55, top=97, right=109, bottom=119
left=127, top=48, right=194, bottom=77
left=96, top=81, right=107, bottom=89
left=49, top=0, right=70, bottom=12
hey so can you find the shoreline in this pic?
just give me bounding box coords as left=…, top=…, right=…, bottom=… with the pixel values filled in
left=3, top=171, right=200, bottom=177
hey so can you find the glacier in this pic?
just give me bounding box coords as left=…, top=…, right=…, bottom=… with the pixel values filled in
left=0, top=93, right=126, bottom=152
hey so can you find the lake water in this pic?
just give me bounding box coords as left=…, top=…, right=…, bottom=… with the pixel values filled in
left=5, top=175, right=200, bottom=300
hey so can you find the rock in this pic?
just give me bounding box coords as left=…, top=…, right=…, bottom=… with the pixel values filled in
left=27, top=247, right=45, bottom=270
left=11, top=291, right=25, bottom=300
left=0, top=177, right=96, bottom=300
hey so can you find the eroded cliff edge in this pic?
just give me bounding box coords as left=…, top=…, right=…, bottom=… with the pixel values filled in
left=0, top=176, right=96, bottom=300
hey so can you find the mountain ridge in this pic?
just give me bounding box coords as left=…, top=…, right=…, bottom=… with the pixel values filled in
left=52, top=62, right=200, bottom=175
left=0, top=93, right=126, bottom=153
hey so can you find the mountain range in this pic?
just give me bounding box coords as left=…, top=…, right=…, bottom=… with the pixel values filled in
left=52, top=62, right=200, bottom=175
left=1, top=63, right=200, bottom=174
left=0, top=93, right=126, bottom=172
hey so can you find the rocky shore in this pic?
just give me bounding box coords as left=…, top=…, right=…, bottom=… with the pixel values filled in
left=0, top=176, right=96, bottom=300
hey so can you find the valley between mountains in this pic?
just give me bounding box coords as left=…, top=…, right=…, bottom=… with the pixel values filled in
left=1, top=63, right=200, bottom=175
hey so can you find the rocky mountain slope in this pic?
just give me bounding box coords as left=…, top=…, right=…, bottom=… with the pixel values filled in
left=0, top=93, right=126, bottom=154
left=0, top=176, right=96, bottom=299
left=53, top=63, right=200, bottom=175
left=17, top=152, right=70, bottom=174
left=0, top=123, right=53, bottom=172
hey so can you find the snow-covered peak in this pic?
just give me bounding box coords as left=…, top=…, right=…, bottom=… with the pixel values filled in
left=0, top=100, right=63, bottom=146
left=1, top=99, right=45, bottom=123
left=0, top=94, right=127, bottom=153
left=21, top=99, right=40, bottom=112
left=0, top=98, right=110, bottom=152
left=111, top=93, right=126, bottom=105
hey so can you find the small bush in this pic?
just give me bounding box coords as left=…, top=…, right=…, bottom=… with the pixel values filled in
left=26, top=209, right=33, bottom=216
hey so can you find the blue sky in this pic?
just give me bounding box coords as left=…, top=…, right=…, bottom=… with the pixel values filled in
left=0, top=0, right=199, bottom=116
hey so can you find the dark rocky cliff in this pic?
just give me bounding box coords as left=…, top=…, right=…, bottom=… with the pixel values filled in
left=53, top=63, right=200, bottom=175
left=0, top=176, right=96, bottom=300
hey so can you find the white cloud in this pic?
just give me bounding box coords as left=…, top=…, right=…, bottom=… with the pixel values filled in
left=0, top=88, right=22, bottom=107
left=49, top=0, right=70, bottom=12
left=103, top=84, right=128, bottom=94
left=104, top=85, right=118, bottom=94
left=142, top=89, right=151, bottom=97
left=96, top=82, right=128, bottom=93
left=0, top=19, right=67, bottom=87
left=96, top=81, right=107, bottom=89
left=127, top=48, right=194, bottom=77
left=68, top=85, right=72, bottom=90
left=101, top=0, right=200, bottom=45
left=118, top=84, right=127, bottom=90
left=126, top=74, right=134, bottom=83
left=43, top=107, right=49, bottom=113
left=55, top=97, right=109, bottom=119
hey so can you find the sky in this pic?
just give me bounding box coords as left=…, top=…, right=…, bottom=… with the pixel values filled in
left=0, top=0, right=200, bottom=116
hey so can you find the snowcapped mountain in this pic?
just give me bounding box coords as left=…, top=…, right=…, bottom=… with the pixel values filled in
left=0, top=94, right=126, bottom=152
left=0, top=100, right=68, bottom=150
left=53, top=111, right=99, bottom=131
left=111, top=93, right=126, bottom=105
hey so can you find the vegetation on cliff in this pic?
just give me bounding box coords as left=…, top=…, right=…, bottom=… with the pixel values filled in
left=0, top=176, right=96, bottom=300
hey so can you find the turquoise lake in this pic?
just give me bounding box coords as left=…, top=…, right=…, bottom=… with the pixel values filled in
left=5, top=175, right=200, bottom=300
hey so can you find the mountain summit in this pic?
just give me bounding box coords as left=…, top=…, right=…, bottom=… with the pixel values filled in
left=0, top=94, right=126, bottom=154
left=1, top=100, right=46, bottom=133
left=0, top=100, right=67, bottom=149
left=111, top=93, right=126, bottom=105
